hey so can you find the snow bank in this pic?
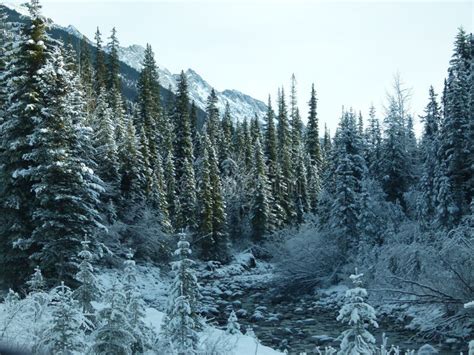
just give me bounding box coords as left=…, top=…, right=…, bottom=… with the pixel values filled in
left=145, top=308, right=283, bottom=355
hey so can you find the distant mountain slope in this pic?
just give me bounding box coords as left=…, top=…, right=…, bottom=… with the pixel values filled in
left=118, top=44, right=267, bottom=122
left=2, top=3, right=267, bottom=123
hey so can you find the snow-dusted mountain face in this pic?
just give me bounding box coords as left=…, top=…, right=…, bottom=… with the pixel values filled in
left=118, top=45, right=267, bottom=122
left=2, top=1, right=267, bottom=122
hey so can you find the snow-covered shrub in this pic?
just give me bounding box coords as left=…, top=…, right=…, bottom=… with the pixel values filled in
left=368, top=210, right=474, bottom=339
left=198, top=327, right=237, bottom=355
left=268, top=221, right=343, bottom=293
left=337, top=270, right=378, bottom=354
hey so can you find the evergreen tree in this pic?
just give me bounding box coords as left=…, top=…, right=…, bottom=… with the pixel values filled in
left=418, top=87, right=441, bottom=223
left=162, top=234, right=201, bottom=355
left=93, top=27, right=107, bottom=95
left=436, top=28, right=472, bottom=226
left=364, top=105, right=383, bottom=180
left=337, top=271, right=378, bottom=355
left=306, top=83, right=322, bottom=168
left=123, top=257, right=154, bottom=354
left=206, top=88, right=221, bottom=149
left=26, top=48, right=104, bottom=284
left=276, top=88, right=294, bottom=222
left=0, top=0, right=48, bottom=287
left=226, top=310, right=241, bottom=335
left=197, top=134, right=228, bottom=261
left=74, top=238, right=102, bottom=318
left=137, top=44, right=161, bottom=170
left=380, top=76, right=413, bottom=210
left=330, top=110, right=366, bottom=253
left=92, top=88, right=120, bottom=195
left=79, top=35, right=94, bottom=118
left=251, top=137, right=273, bottom=241
left=173, top=71, right=194, bottom=181
left=40, top=282, right=88, bottom=354
left=92, top=282, right=135, bottom=355
left=220, top=102, right=234, bottom=164
left=290, top=74, right=303, bottom=161
left=176, top=156, right=197, bottom=231
left=107, top=27, right=121, bottom=98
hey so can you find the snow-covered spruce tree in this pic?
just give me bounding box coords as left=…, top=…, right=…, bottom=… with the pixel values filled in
left=73, top=238, right=102, bottom=320
left=418, top=87, right=441, bottom=224
left=0, top=0, right=51, bottom=287
left=137, top=43, right=162, bottom=171
left=306, top=84, right=322, bottom=167
left=93, top=27, right=107, bottom=95
left=92, top=281, right=135, bottom=355
left=92, top=87, right=121, bottom=197
left=206, top=88, right=221, bottom=149
left=330, top=110, right=366, bottom=253
left=161, top=233, right=201, bottom=355
left=123, top=256, right=154, bottom=354
left=435, top=28, right=472, bottom=227
left=107, top=27, right=121, bottom=103
left=176, top=156, right=198, bottom=231
left=290, top=74, right=304, bottom=164
left=173, top=71, right=195, bottom=182
left=337, top=270, right=378, bottom=355
left=226, top=310, right=241, bottom=335
left=380, top=75, right=415, bottom=211
left=26, top=46, right=104, bottom=285
left=364, top=105, right=383, bottom=181
left=219, top=102, right=234, bottom=164
left=40, top=282, right=88, bottom=354
left=294, top=145, right=310, bottom=223
left=251, top=137, right=273, bottom=241
left=196, top=134, right=229, bottom=261
left=276, top=88, right=295, bottom=223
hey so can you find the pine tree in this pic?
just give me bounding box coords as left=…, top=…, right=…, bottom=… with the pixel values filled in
left=40, top=282, right=88, bottom=354
left=74, top=238, right=102, bottom=318
left=330, top=110, right=366, bottom=253
left=119, top=117, right=145, bottom=201
left=306, top=83, right=322, bottom=168
left=93, top=27, right=107, bottom=95
left=92, top=282, right=135, bottom=355
left=0, top=0, right=49, bottom=287
left=364, top=105, right=383, bottom=180
left=276, top=88, right=295, bottom=222
left=123, top=257, right=154, bottom=354
left=137, top=44, right=162, bottom=171
left=107, top=27, right=121, bottom=98
left=380, top=81, right=412, bottom=210
left=92, top=88, right=120, bottom=193
left=206, top=88, right=221, bottom=149
left=418, top=87, right=441, bottom=223
left=290, top=74, right=303, bottom=162
left=220, top=102, right=234, bottom=164
left=251, top=137, right=273, bottom=240
left=78, top=35, right=94, bottom=118
left=197, top=134, right=229, bottom=261
left=294, top=145, right=310, bottom=223
left=176, top=156, right=197, bottom=231
left=173, top=71, right=194, bottom=181
left=26, top=48, right=104, bottom=284
left=337, top=271, right=378, bottom=355
left=436, top=28, right=472, bottom=226
left=162, top=234, right=201, bottom=355
left=226, top=310, right=241, bottom=335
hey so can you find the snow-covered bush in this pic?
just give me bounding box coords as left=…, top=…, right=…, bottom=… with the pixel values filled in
left=268, top=221, right=343, bottom=293
left=337, top=270, right=378, bottom=354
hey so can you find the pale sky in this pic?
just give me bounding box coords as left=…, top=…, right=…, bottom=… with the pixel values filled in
left=5, top=0, right=472, bottom=134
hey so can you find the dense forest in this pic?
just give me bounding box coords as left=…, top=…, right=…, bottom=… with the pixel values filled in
left=0, top=1, right=473, bottom=354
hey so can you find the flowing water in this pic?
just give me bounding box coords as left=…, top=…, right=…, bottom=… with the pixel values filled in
left=198, top=260, right=467, bottom=354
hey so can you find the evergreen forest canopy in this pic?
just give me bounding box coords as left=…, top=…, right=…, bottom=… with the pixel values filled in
left=0, top=0, right=473, bottom=349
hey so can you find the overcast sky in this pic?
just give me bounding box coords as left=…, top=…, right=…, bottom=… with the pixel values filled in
left=7, top=0, right=472, bottom=134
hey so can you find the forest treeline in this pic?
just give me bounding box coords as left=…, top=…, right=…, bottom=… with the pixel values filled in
left=0, top=0, right=472, bottom=308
